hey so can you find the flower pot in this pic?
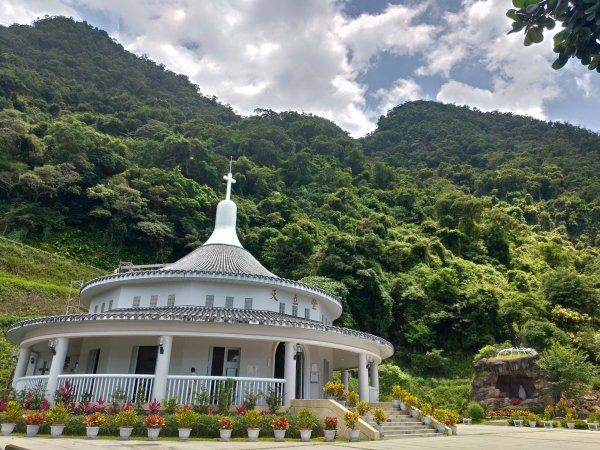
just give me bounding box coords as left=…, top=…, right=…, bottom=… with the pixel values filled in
left=514, top=420, right=523, bottom=427
left=392, top=399, right=400, bottom=409
left=26, top=424, right=40, bottom=437
left=119, top=427, right=133, bottom=440
left=451, top=425, right=458, bottom=435
left=274, top=429, right=286, bottom=442
left=338, top=400, right=347, bottom=407
left=147, top=427, right=161, bottom=441
left=543, top=421, right=553, bottom=429
left=220, top=428, right=233, bottom=441
left=462, top=418, right=471, bottom=425
left=376, top=424, right=384, bottom=437
left=348, top=429, right=360, bottom=442
left=86, top=426, right=99, bottom=439
left=436, top=423, right=446, bottom=433
left=50, top=424, right=65, bottom=438
left=299, top=428, right=312, bottom=442
left=324, top=429, right=336, bottom=442
left=566, top=422, right=575, bottom=429
left=178, top=428, right=192, bottom=441
left=247, top=428, right=260, bottom=442
left=424, top=416, right=432, bottom=425
left=1, top=423, right=16, bottom=436
left=528, top=420, right=537, bottom=428
left=410, top=409, right=420, bottom=419
left=587, top=422, right=598, bottom=431
left=400, top=402, right=407, bottom=411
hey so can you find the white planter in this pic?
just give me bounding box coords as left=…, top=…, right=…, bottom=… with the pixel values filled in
left=1, top=423, right=16, bottom=436
left=119, top=427, right=133, bottom=440
left=451, top=425, right=458, bottom=435
left=436, top=422, right=446, bottom=433
left=273, top=429, right=286, bottom=442
left=544, top=421, right=553, bottom=429
left=376, top=424, right=384, bottom=437
left=178, top=427, right=192, bottom=441
left=299, top=428, right=312, bottom=442
left=147, top=427, right=161, bottom=441
left=348, top=429, right=360, bottom=442
left=392, top=399, right=400, bottom=409
left=424, top=416, right=432, bottom=425
left=514, top=420, right=523, bottom=427
left=324, top=429, right=336, bottom=442
left=566, top=422, right=575, bottom=429
left=462, top=418, right=471, bottom=425
left=529, top=420, right=537, bottom=428
left=26, top=424, right=40, bottom=437
left=247, top=428, right=260, bottom=442
left=587, top=422, right=598, bottom=431
left=410, top=409, right=420, bottom=419
left=337, top=400, right=347, bottom=407
left=86, top=426, right=99, bottom=439
left=400, top=402, right=407, bottom=411
left=220, top=428, right=232, bottom=441
left=50, top=424, right=65, bottom=438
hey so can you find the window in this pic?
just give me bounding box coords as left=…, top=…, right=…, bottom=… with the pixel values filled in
left=167, top=294, right=175, bottom=307
left=205, top=295, right=214, bottom=307
left=279, top=302, right=286, bottom=315
left=244, top=297, right=253, bottom=309
left=150, top=295, right=158, bottom=308
left=133, top=296, right=141, bottom=308
left=225, top=296, right=234, bottom=308
left=94, top=305, right=99, bottom=314
left=292, top=305, right=298, bottom=317
left=304, top=308, right=310, bottom=319
left=101, top=302, right=105, bottom=313
left=108, top=300, right=113, bottom=311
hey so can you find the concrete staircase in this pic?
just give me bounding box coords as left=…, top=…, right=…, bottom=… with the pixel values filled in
left=366, top=404, right=442, bottom=439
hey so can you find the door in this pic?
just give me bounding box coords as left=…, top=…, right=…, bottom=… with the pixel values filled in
left=134, top=346, right=157, bottom=402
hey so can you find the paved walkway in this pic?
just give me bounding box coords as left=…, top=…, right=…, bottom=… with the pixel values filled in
left=1, top=425, right=598, bottom=450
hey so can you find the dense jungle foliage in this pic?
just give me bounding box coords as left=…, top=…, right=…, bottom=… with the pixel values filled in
left=0, top=17, right=598, bottom=381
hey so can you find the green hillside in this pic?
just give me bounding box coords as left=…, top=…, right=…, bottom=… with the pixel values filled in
left=0, top=17, right=598, bottom=385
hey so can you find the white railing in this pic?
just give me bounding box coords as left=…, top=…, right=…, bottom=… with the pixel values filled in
left=166, top=375, right=285, bottom=406
left=56, top=374, right=155, bottom=402
left=14, top=375, right=48, bottom=392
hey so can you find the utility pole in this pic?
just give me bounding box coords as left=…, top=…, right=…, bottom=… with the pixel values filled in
left=66, top=280, right=84, bottom=314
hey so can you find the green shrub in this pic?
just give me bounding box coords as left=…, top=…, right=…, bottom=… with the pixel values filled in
left=574, top=420, right=587, bottom=429
left=467, top=402, right=485, bottom=421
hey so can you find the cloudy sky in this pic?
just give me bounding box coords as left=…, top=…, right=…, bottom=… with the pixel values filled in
left=1, top=0, right=599, bottom=137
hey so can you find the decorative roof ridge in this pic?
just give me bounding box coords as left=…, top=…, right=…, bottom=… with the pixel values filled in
left=6, top=306, right=392, bottom=349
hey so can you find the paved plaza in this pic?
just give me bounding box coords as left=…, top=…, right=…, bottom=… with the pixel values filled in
left=1, top=425, right=598, bottom=450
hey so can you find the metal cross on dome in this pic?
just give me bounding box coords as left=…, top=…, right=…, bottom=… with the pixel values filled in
left=224, top=156, right=236, bottom=200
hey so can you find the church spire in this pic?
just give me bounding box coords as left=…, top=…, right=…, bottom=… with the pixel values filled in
left=203, top=158, right=243, bottom=248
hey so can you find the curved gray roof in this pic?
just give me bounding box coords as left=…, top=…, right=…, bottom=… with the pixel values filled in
left=161, top=244, right=277, bottom=278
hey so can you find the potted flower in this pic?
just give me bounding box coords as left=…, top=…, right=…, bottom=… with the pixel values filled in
left=445, top=410, right=460, bottom=435
left=82, top=412, right=106, bottom=439
left=23, top=412, right=46, bottom=437
left=1, top=401, right=21, bottom=436
left=114, top=408, right=138, bottom=440
left=297, top=408, right=316, bottom=441
left=543, top=405, right=554, bottom=429
left=323, top=381, right=346, bottom=403
left=421, top=403, right=433, bottom=425
left=528, top=413, right=539, bottom=428
left=512, top=410, right=524, bottom=427
left=372, top=407, right=387, bottom=436
left=323, top=416, right=337, bottom=442
left=145, top=414, right=166, bottom=441
left=347, top=391, right=359, bottom=410
left=432, top=409, right=448, bottom=433
left=587, top=412, right=599, bottom=431
left=356, top=400, right=370, bottom=418
left=174, top=404, right=197, bottom=441
left=391, top=385, right=405, bottom=410
left=271, top=415, right=289, bottom=442
left=565, top=408, right=576, bottom=429
left=246, top=409, right=262, bottom=441
left=219, top=416, right=234, bottom=441
left=344, top=411, right=360, bottom=442
left=46, top=402, right=70, bottom=438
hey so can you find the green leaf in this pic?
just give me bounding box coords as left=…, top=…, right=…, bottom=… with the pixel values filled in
left=525, top=4, right=539, bottom=14
left=524, top=34, right=533, bottom=46
left=530, top=27, right=544, bottom=44
left=512, top=0, right=526, bottom=8
left=506, top=9, right=519, bottom=20
left=545, top=18, right=555, bottom=30
left=552, top=54, right=569, bottom=69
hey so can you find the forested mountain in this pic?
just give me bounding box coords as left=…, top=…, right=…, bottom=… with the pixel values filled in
left=0, top=17, right=598, bottom=378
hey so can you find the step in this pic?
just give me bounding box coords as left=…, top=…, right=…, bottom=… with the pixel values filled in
left=382, top=432, right=442, bottom=440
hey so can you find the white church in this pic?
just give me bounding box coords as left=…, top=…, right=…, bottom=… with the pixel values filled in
left=8, top=167, right=393, bottom=407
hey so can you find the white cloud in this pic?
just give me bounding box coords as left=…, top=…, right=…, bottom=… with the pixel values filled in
left=0, top=0, right=78, bottom=25
left=575, top=74, right=592, bottom=98
left=373, top=78, right=422, bottom=115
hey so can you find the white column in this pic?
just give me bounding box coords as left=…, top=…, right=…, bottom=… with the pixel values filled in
left=341, top=369, right=350, bottom=392
left=12, top=346, right=30, bottom=389
left=151, top=335, right=173, bottom=402
left=45, top=338, right=69, bottom=401
left=370, top=361, right=380, bottom=402
left=358, top=353, right=368, bottom=401
left=283, top=342, right=296, bottom=406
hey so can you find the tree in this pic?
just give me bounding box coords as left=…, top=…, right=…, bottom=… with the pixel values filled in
left=507, top=0, right=600, bottom=72
left=536, top=342, right=597, bottom=401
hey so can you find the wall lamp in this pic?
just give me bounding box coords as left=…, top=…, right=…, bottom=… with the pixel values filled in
left=366, top=356, right=374, bottom=370
left=293, top=344, right=303, bottom=360
left=159, top=337, right=165, bottom=354
left=48, top=339, right=57, bottom=355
